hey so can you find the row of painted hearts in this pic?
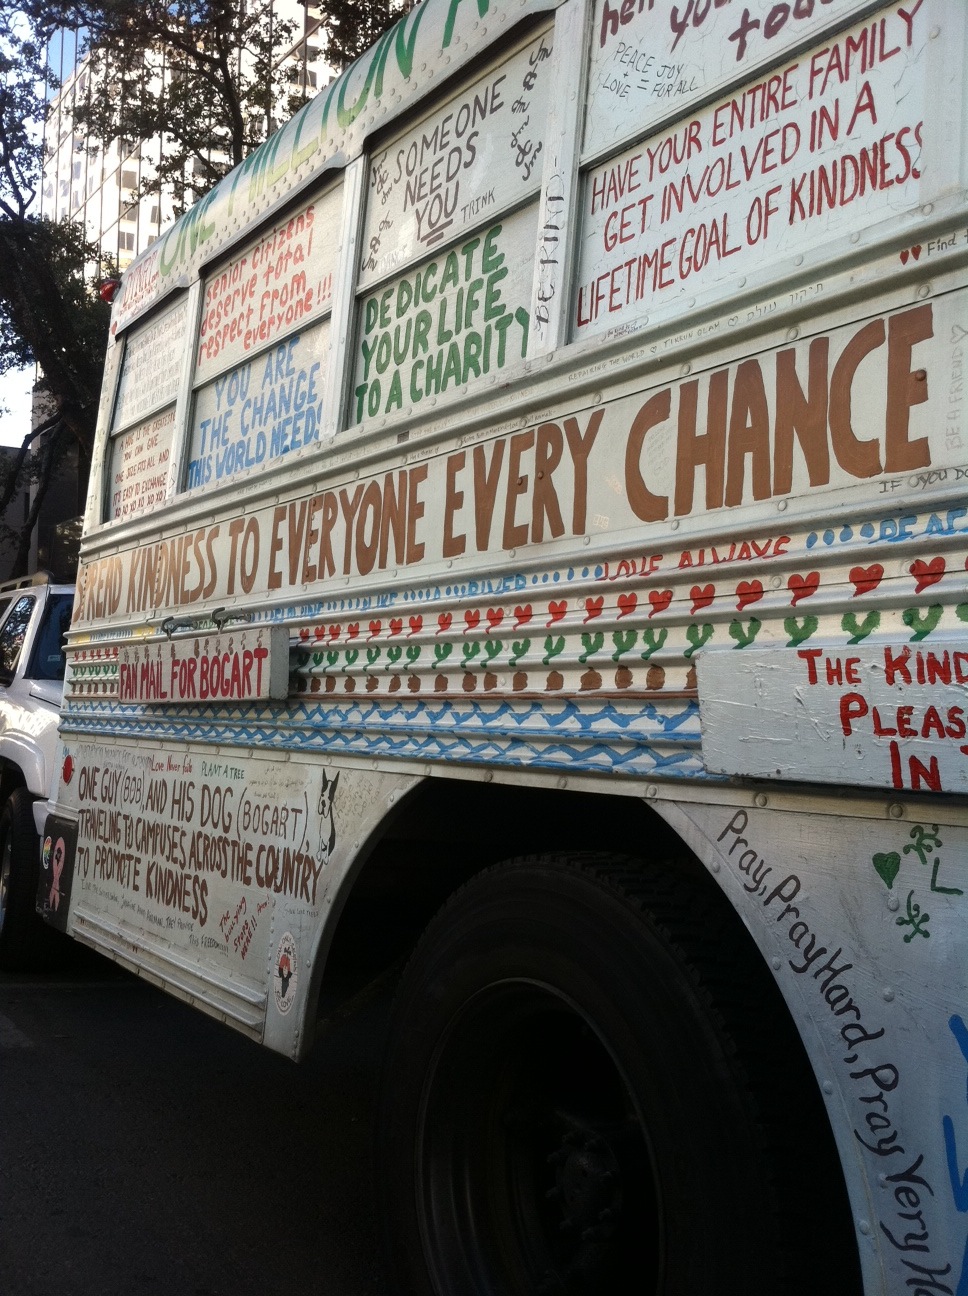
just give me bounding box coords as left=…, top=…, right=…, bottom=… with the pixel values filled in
left=297, top=557, right=958, bottom=642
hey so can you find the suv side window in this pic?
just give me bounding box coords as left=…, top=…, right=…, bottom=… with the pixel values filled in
left=0, top=596, right=35, bottom=679
left=26, top=594, right=74, bottom=682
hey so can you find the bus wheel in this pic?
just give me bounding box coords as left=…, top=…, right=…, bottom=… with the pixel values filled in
left=379, top=854, right=854, bottom=1295
left=0, top=788, right=45, bottom=971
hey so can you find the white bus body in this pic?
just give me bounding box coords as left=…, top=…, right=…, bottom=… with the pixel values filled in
left=39, top=0, right=968, bottom=1290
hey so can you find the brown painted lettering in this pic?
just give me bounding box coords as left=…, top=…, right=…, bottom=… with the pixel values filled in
left=473, top=440, right=505, bottom=550
left=830, top=318, right=884, bottom=477
left=503, top=430, right=535, bottom=549
left=885, top=303, right=932, bottom=472
left=774, top=338, right=830, bottom=494
left=442, top=451, right=467, bottom=557
left=626, top=389, right=671, bottom=522
left=564, top=410, right=603, bottom=535
left=726, top=360, right=772, bottom=507
left=532, top=423, right=565, bottom=543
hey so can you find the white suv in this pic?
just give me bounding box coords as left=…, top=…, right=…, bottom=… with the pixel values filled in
left=0, top=574, right=74, bottom=969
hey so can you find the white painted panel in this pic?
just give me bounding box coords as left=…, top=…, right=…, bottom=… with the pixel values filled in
left=351, top=205, right=538, bottom=424
left=699, top=643, right=968, bottom=794
left=117, top=626, right=289, bottom=705
left=185, top=318, right=329, bottom=489
left=108, top=406, right=176, bottom=522
left=359, top=30, right=554, bottom=288
left=576, top=1, right=932, bottom=339
left=113, top=298, right=189, bottom=431
left=584, top=0, right=873, bottom=158
left=194, top=186, right=341, bottom=385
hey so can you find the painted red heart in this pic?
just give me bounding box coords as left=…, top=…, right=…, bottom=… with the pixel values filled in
left=899, top=248, right=909, bottom=265
left=690, top=584, right=715, bottom=613
left=465, top=609, right=481, bottom=630
left=486, top=608, right=504, bottom=630
left=328, top=624, right=340, bottom=640
left=787, top=572, right=820, bottom=605
left=648, top=589, right=673, bottom=617
left=548, top=600, right=567, bottom=623
left=617, top=592, right=638, bottom=618
left=347, top=623, right=359, bottom=639
left=911, top=244, right=922, bottom=260
left=389, top=618, right=403, bottom=635
left=736, top=580, right=764, bottom=610
left=368, top=619, right=382, bottom=637
left=408, top=615, right=423, bottom=635
left=911, top=557, right=945, bottom=593
left=299, top=627, right=310, bottom=641
left=584, top=596, right=604, bottom=621
left=437, top=613, right=453, bottom=633
left=314, top=625, right=326, bottom=640
left=849, top=564, right=883, bottom=596
left=513, top=605, right=533, bottom=626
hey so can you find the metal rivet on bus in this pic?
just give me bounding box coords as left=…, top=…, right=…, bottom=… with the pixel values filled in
left=771, top=957, right=781, bottom=970
left=769, top=575, right=781, bottom=590
left=484, top=770, right=493, bottom=782
left=883, top=988, right=895, bottom=1002
left=850, top=231, right=860, bottom=243
left=929, top=25, right=939, bottom=38
left=887, top=895, right=900, bottom=912
left=786, top=327, right=798, bottom=341
left=737, top=277, right=745, bottom=288
left=917, top=283, right=930, bottom=299
left=592, top=391, right=602, bottom=403
left=922, top=202, right=934, bottom=216
left=754, top=792, right=768, bottom=808
left=645, top=784, right=657, bottom=799
left=888, top=802, right=903, bottom=819
left=858, top=1221, right=871, bottom=1236
left=795, top=255, right=803, bottom=266
left=710, top=860, right=720, bottom=873
left=670, top=518, right=679, bottom=530
left=679, top=363, right=690, bottom=376
left=508, top=548, right=517, bottom=557
left=583, top=535, right=591, bottom=545
left=822, top=1081, right=834, bottom=1095
left=776, top=499, right=788, bottom=512
left=557, top=776, right=568, bottom=789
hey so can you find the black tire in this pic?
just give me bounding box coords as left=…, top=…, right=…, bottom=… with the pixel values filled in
left=0, top=787, right=47, bottom=971
left=379, top=854, right=859, bottom=1296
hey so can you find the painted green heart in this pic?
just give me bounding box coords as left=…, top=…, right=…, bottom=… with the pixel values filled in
left=872, top=852, right=901, bottom=889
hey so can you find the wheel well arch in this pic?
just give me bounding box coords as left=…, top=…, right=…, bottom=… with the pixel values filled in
left=315, top=776, right=703, bottom=1002
left=0, top=759, right=28, bottom=807
left=315, top=774, right=862, bottom=1291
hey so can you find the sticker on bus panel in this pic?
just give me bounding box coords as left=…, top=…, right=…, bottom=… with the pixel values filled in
left=39, top=817, right=77, bottom=933
left=575, top=1, right=931, bottom=339
left=117, top=626, right=289, bottom=705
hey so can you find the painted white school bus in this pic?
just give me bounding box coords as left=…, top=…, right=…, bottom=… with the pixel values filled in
left=31, top=0, right=968, bottom=1289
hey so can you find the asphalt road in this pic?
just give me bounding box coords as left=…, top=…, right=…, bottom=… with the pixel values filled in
left=0, top=953, right=392, bottom=1296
